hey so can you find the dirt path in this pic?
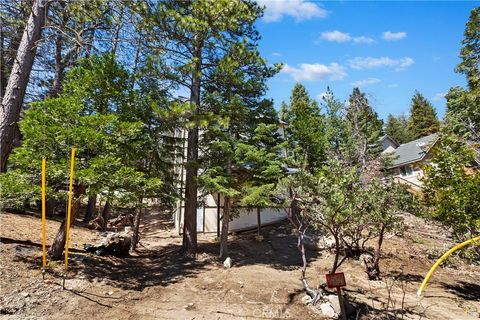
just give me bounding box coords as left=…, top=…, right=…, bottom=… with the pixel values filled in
left=1, top=210, right=479, bottom=319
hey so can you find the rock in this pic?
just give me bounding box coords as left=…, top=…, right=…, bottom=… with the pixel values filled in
left=468, top=311, right=479, bottom=318
left=223, top=257, right=232, bottom=268
left=320, top=302, right=337, bottom=319
left=360, top=253, right=374, bottom=267
left=327, top=295, right=341, bottom=314
left=255, top=235, right=264, bottom=242
left=107, top=291, right=113, bottom=296
left=326, top=294, right=354, bottom=316
left=183, top=303, right=194, bottom=310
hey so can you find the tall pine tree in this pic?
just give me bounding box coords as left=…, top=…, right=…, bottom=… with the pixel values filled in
left=282, top=83, right=327, bottom=172
left=407, top=91, right=439, bottom=139
left=345, top=88, right=384, bottom=166
left=136, top=0, right=273, bottom=256
left=385, top=114, right=413, bottom=144
left=445, top=8, right=480, bottom=139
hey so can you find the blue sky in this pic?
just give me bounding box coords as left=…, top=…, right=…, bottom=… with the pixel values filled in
left=255, top=1, right=479, bottom=120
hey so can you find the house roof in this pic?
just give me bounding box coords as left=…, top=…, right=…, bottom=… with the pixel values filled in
left=388, top=133, right=438, bottom=168
left=379, top=134, right=399, bottom=148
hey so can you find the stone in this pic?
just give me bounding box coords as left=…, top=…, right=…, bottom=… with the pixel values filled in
left=360, top=253, right=374, bottom=267
left=327, top=294, right=341, bottom=314
left=325, top=294, right=354, bottom=316
left=320, top=302, right=337, bottom=319
left=223, top=257, right=232, bottom=268
left=255, top=235, right=264, bottom=242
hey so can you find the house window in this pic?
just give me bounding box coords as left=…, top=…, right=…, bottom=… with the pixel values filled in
left=400, top=166, right=413, bottom=177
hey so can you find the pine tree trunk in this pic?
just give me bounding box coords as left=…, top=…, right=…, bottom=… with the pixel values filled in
left=45, top=198, right=55, bottom=217
left=102, top=199, right=111, bottom=226
left=0, top=0, right=48, bottom=172
left=257, top=207, right=261, bottom=235
left=182, top=39, right=203, bottom=257
left=83, top=194, right=96, bottom=223
left=111, top=7, right=124, bottom=56
left=1, top=4, right=28, bottom=100
left=0, top=19, right=5, bottom=100
left=131, top=199, right=143, bottom=251
left=219, top=195, right=230, bottom=259
left=219, top=157, right=232, bottom=259
left=49, top=34, right=64, bottom=97
left=47, top=184, right=86, bottom=260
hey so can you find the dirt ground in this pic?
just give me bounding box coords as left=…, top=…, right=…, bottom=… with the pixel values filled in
left=1, top=209, right=479, bottom=320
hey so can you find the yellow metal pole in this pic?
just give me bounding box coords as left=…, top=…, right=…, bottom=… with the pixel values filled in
left=41, top=159, right=47, bottom=268
left=417, top=236, right=480, bottom=296
left=64, top=147, right=76, bottom=271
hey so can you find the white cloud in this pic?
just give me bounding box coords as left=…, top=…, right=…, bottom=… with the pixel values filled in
left=348, top=56, right=414, bottom=71
left=282, top=63, right=347, bottom=81
left=258, top=0, right=328, bottom=22
left=320, top=30, right=351, bottom=42
left=353, top=36, right=375, bottom=44
left=350, top=78, right=381, bottom=87
left=432, top=92, right=446, bottom=102
left=319, top=30, right=374, bottom=44
left=382, top=31, right=407, bottom=41
left=272, top=52, right=282, bottom=56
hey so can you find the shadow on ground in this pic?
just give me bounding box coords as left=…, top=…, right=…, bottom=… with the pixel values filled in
left=75, top=221, right=321, bottom=291
left=4, top=210, right=321, bottom=292
left=443, top=281, right=480, bottom=301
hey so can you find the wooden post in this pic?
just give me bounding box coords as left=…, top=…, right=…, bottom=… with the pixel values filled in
left=336, top=287, right=347, bottom=320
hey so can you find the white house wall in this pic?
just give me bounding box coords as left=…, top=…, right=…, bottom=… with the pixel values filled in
left=173, top=124, right=289, bottom=235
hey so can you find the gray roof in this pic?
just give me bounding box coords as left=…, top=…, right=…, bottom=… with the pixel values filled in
left=388, top=133, right=438, bottom=168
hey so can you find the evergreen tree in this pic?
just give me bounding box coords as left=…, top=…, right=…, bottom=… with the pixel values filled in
left=282, top=83, right=327, bottom=172
left=423, top=133, right=480, bottom=241
left=385, top=113, right=413, bottom=144
left=0, top=55, right=169, bottom=259
left=236, top=123, right=286, bottom=235
left=445, top=8, right=480, bottom=139
left=456, top=7, right=480, bottom=91
left=407, top=91, right=440, bottom=139
left=136, top=0, right=275, bottom=256
left=345, top=88, right=384, bottom=166
left=198, top=39, right=278, bottom=257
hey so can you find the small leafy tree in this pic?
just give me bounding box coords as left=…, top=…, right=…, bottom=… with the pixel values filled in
left=422, top=133, right=480, bottom=241
left=361, top=180, right=412, bottom=279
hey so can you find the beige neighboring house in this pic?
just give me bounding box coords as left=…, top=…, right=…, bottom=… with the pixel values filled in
left=380, top=133, right=439, bottom=192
